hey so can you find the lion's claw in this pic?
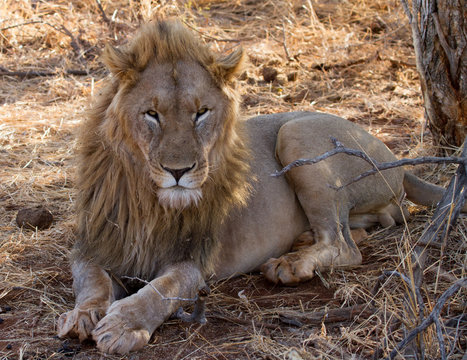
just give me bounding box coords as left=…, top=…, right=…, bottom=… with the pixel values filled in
left=57, top=307, right=106, bottom=342
left=261, top=252, right=319, bottom=286
left=261, top=256, right=303, bottom=285
left=92, top=313, right=150, bottom=354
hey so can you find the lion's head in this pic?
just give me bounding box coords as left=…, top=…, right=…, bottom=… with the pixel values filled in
left=73, top=20, right=251, bottom=279
left=102, top=20, right=247, bottom=209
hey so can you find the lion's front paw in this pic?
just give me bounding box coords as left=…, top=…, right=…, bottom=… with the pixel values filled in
left=57, top=306, right=106, bottom=342
left=92, top=312, right=150, bottom=354
left=260, top=253, right=313, bottom=285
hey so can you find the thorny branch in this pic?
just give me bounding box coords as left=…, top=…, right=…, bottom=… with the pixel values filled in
left=272, top=136, right=467, bottom=191
left=372, top=271, right=425, bottom=320
left=385, top=278, right=467, bottom=360
left=120, top=275, right=197, bottom=302
left=121, top=275, right=209, bottom=324
left=275, top=135, right=467, bottom=358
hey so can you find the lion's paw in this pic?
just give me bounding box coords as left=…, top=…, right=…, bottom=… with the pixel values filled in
left=92, top=312, right=150, bottom=354
left=260, top=253, right=314, bottom=285
left=57, top=306, right=106, bottom=342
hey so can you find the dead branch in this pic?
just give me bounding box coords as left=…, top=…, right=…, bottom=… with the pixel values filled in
left=272, top=136, right=466, bottom=191
left=278, top=304, right=376, bottom=326
left=0, top=20, right=43, bottom=32
left=411, top=136, right=467, bottom=292
left=95, top=0, right=111, bottom=25
left=120, top=275, right=209, bottom=324
left=181, top=20, right=254, bottom=43
left=311, top=53, right=379, bottom=71
left=208, top=304, right=375, bottom=330
left=386, top=277, right=467, bottom=360
left=0, top=67, right=92, bottom=78
left=372, top=271, right=425, bottom=320
left=281, top=22, right=292, bottom=61
left=1, top=20, right=85, bottom=58
left=208, top=312, right=278, bottom=329
left=173, top=285, right=210, bottom=324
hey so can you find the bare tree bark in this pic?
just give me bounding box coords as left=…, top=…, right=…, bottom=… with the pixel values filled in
left=401, top=0, right=467, bottom=153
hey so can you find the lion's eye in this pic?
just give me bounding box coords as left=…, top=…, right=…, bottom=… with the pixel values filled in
left=145, top=111, right=160, bottom=128
left=194, top=108, right=210, bottom=124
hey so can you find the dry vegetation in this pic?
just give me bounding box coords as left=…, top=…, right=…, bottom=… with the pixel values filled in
left=0, top=0, right=465, bottom=359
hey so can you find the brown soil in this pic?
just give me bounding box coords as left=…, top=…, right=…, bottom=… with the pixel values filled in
left=0, top=1, right=465, bottom=359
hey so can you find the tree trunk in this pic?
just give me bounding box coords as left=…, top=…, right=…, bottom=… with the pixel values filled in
left=402, top=0, right=467, bottom=153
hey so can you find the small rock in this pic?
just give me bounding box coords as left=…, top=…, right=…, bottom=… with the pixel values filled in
left=16, top=207, right=53, bottom=230
left=262, top=66, right=278, bottom=82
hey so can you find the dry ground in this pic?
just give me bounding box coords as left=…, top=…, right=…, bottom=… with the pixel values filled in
left=0, top=1, right=465, bottom=359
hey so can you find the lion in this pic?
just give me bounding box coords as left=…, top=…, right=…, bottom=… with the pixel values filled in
left=58, top=20, right=452, bottom=354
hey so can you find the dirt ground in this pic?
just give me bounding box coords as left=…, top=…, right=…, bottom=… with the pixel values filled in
left=0, top=1, right=465, bottom=359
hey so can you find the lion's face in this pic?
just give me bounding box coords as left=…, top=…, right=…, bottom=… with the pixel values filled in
left=106, top=59, right=235, bottom=209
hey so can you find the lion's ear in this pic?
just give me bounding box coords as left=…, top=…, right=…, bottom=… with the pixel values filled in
left=215, top=47, right=245, bottom=83
left=102, top=44, right=136, bottom=80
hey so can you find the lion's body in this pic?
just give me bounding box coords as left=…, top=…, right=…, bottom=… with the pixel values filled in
left=215, top=112, right=404, bottom=278
left=58, top=20, right=448, bottom=354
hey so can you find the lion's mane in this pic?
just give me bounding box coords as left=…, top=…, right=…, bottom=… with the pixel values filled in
left=72, top=21, right=251, bottom=280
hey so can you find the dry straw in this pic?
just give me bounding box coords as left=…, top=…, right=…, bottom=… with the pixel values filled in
left=0, top=0, right=465, bottom=359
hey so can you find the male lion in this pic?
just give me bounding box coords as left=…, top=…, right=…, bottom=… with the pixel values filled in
left=58, top=20, right=449, bottom=354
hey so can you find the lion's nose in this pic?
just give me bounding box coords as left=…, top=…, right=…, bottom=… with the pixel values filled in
left=162, top=164, right=195, bottom=182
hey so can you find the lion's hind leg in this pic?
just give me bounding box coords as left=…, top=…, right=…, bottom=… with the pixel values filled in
left=262, top=118, right=363, bottom=285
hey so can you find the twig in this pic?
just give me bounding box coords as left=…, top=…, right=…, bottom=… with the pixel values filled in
left=281, top=22, right=292, bottom=61
left=56, top=24, right=82, bottom=57
left=410, top=135, right=467, bottom=300
left=95, top=0, right=111, bottom=25
left=181, top=20, right=254, bottom=43
left=386, top=277, right=467, bottom=360
left=1, top=20, right=84, bottom=58
left=278, top=304, right=376, bottom=326
left=173, top=286, right=210, bottom=324
left=311, top=53, right=379, bottom=71
left=120, top=275, right=197, bottom=302
left=272, top=136, right=465, bottom=191
left=0, top=68, right=92, bottom=78
left=208, top=312, right=278, bottom=330
left=0, top=20, right=43, bottom=32
left=372, top=271, right=425, bottom=320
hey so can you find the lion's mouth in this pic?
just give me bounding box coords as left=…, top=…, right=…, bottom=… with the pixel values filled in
left=157, top=187, right=203, bottom=209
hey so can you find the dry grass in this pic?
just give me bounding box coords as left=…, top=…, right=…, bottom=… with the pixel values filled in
left=0, top=1, right=465, bottom=359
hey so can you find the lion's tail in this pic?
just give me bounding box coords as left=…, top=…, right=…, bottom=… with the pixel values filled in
left=403, top=172, right=467, bottom=212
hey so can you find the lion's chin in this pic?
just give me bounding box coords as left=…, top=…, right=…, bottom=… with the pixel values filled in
left=157, top=187, right=203, bottom=209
